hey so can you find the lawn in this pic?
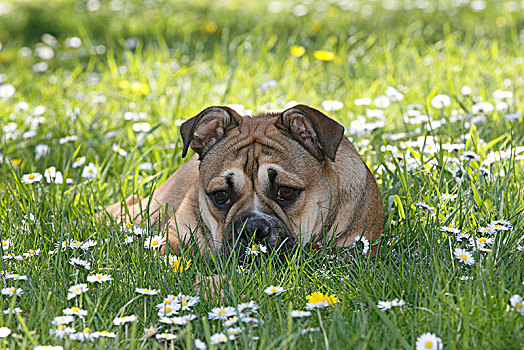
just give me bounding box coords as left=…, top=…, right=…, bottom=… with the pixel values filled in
left=0, top=0, right=523, bottom=348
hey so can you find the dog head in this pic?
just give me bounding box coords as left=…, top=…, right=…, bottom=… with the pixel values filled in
left=180, top=104, right=345, bottom=258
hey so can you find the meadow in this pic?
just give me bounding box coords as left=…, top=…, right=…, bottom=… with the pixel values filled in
left=0, top=0, right=523, bottom=348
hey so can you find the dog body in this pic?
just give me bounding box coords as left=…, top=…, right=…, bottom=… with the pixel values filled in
left=105, top=105, right=383, bottom=256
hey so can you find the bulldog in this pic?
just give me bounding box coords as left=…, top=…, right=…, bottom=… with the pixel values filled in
left=104, top=104, right=384, bottom=258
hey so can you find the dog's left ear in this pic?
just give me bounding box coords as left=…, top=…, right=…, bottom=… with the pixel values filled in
left=180, top=106, right=242, bottom=158
left=277, top=104, right=345, bottom=161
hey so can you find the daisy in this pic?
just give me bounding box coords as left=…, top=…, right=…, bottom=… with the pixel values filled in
left=69, top=257, right=91, bottom=270
left=23, top=248, right=40, bottom=258
left=461, top=151, right=480, bottom=162
left=1, top=239, right=9, bottom=250
left=489, top=222, right=511, bottom=231
left=373, top=95, right=390, bottom=109
left=478, top=226, right=496, bottom=235
left=227, top=327, right=242, bottom=340
left=49, top=325, right=76, bottom=339
left=245, top=244, right=268, bottom=256
left=1, top=287, right=23, bottom=297
left=143, top=327, right=158, bottom=338
left=237, top=301, right=259, bottom=315
left=377, top=299, right=405, bottom=311
left=124, top=236, right=134, bottom=245
left=144, top=235, right=166, bottom=249
left=136, top=287, right=159, bottom=295
left=175, top=293, right=199, bottom=310
left=63, top=306, right=88, bottom=318
left=44, top=167, right=63, bottom=184
left=156, top=300, right=181, bottom=317
left=81, top=163, right=98, bottom=178
left=454, top=248, right=475, bottom=265
left=52, top=315, right=74, bottom=326
left=301, top=327, right=320, bottom=335
left=113, top=315, right=137, bottom=325
left=80, top=239, right=97, bottom=251
left=72, top=156, right=86, bottom=168
left=112, top=143, right=128, bottom=157
left=469, top=236, right=494, bottom=249
left=86, top=273, right=112, bottom=283
left=67, top=283, right=89, bottom=300
left=5, top=273, right=27, bottom=281
left=509, top=294, right=523, bottom=314
left=461, top=85, right=472, bottom=95
left=354, top=97, right=372, bottom=106
left=210, top=332, right=228, bottom=345
left=415, top=332, right=443, bottom=350
left=69, top=328, right=94, bottom=342
left=160, top=314, right=197, bottom=325
left=321, top=100, right=344, bottom=111
left=291, top=310, right=311, bottom=318
left=0, top=327, right=11, bottom=338
left=223, top=316, right=239, bottom=327
left=208, top=306, right=236, bottom=320
left=34, top=345, right=64, bottom=350
left=415, top=202, right=435, bottom=212
left=439, top=226, right=460, bottom=235
left=21, top=173, right=42, bottom=184
left=455, top=232, right=470, bottom=241
left=156, top=332, right=177, bottom=341
left=92, top=330, right=116, bottom=338
left=385, top=86, right=404, bottom=101
left=240, top=316, right=259, bottom=327
left=264, top=285, right=285, bottom=295
left=351, top=235, right=370, bottom=255
left=3, top=308, right=22, bottom=314
left=195, top=338, right=207, bottom=349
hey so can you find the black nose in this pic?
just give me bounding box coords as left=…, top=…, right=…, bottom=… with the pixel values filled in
left=233, top=215, right=272, bottom=245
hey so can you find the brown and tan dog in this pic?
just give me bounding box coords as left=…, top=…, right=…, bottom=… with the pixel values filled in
left=104, top=104, right=384, bottom=257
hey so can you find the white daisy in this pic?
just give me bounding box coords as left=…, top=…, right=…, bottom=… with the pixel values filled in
left=92, top=330, right=116, bottom=338
left=208, top=306, right=236, bottom=320
left=156, top=332, right=177, bottom=341
left=0, top=327, right=11, bottom=338
left=63, top=306, right=88, bottom=318
left=72, top=156, right=86, bottom=168
left=291, top=310, right=312, bottom=318
left=351, top=235, right=370, bottom=255
left=454, top=248, right=475, bottom=265
left=237, top=301, right=259, bottom=315
left=264, top=285, right=285, bottom=295
left=430, top=94, right=451, bottom=109
left=124, top=236, right=134, bottom=245
left=81, top=163, right=98, bottom=178
left=439, top=226, right=460, bottom=235
left=227, top=327, right=242, bottom=340
left=461, top=151, right=480, bottom=162
left=52, top=315, right=75, bottom=326
left=1, top=287, right=23, bottom=297
left=112, top=143, right=128, bottom=157
left=245, top=244, right=268, bottom=256
left=144, top=235, right=166, bottom=249
left=415, top=332, right=443, bottom=350
left=135, top=287, right=159, bottom=295
left=321, top=100, right=344, bottom=111
left=21, top=173, right=42, bottom=184
left=113, top=315, right=137, bottom=325
left=509, top=294, right=523, bottom=314
left=67, top=283, right=89, bottom=300
left=69, top=257, right=91, bottom=270
left=210, top=332, right=228, bottom=345
left=86, top=273, right=112, bottom=283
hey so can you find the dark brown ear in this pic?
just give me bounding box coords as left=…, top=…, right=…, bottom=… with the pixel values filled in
left=180, top=106, right=242, bottom=158
left=277, top=104, right=345, bottom=161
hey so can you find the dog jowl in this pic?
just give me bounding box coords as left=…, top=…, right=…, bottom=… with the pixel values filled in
left=104, top=105, right=384, bottom=258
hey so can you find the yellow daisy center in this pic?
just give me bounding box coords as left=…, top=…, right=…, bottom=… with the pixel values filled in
left=516, top=302, right=522, bottom=309
left=144, top=289, right=149, bottom=293
left=165, top=307, right=172, bottom=312
left=479, top=238, right=486, bottom=243
left=71, top=307, right=80, bottom=312
left=425, top=341, right=433, bottom=348
left=83, top=328, right=91, bottom=333
left=218, top=310, right=226, bottom=315
left=28, top=249, right=34, bottom=254
left=164, top=300, right=171, bottom=305
left=152, top=240, right=159, bottom=245
left=2, top=242, right=7, bottom=246
left=101, top=330, right=109, bottom=334
left=76, top=157, right=82, bottom=162
left=271, top=287, right=277, bottom=292
left=88, top=169, right=93, bottom=173
left=252, top=245, right=257, bottom=251
left=460, top=254, right=468, bottom=260
left=28, top=174, right=35, bottom=179
left=97, top=275, right=102, bottom=279
left=58, top=325, right=66, bottom=330
left=75, top=288, right=80, bottom=293
left=181, top=300, right=188, bottom=306
left=8, top=288, right=14, bottom=293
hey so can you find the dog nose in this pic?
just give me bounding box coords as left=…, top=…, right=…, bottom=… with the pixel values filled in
left=234, top=216, right=272, bottom=244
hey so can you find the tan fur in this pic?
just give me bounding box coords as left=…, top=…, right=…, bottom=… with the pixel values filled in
left=104, top=107, right=384, bottom=256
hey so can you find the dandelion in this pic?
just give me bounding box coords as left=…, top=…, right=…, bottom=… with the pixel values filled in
left=81, top=163, right=98, bottom=178
left=163, top=255, right=191, bottom=272
left=67, top=283, right=89, bottom=300
left=136, top=288, right=159, bottom=295
left=21, top=173, right=42, bottom=184
left=305, top=291, right=339, bottom=309
left=63, top=306, right=88, bottom=318
left=0, top=327, right=11, bottom=338
left=210, top=332, right=228, bottom=345
left=415, top=332, right=443, bottom=350
left=156, top=332, right=177, bottom=341
left=208, top=306, right=236, bottom=320
left=313, top=50, right=335, bottom=61
left=264, top=285, right=285, bottom=295
left=86, top=273, right=112, bottom=283
left=291, top=310, right=312, bottom=318
left=454, top=248, right=475, bottom=265
left=144, top=235, right=166, bottom=249
left=113, top=315, right=137, bottom=325
left=430, top=94, right=451, bottom=109
left=1, top=287, right=23, bottom=297
left=290, top=45, right=305, bottom=57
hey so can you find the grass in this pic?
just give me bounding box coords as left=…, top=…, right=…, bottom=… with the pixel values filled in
left=0, top=0, right=523, bottom=348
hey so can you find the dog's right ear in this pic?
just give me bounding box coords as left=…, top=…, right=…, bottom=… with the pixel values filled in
left=180, top=106, right=242, bottom=158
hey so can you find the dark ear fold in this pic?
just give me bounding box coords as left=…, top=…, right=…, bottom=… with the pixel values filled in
left=277, top=104, right=345, bottom=161
left=180, top=106, right=242, bottom=158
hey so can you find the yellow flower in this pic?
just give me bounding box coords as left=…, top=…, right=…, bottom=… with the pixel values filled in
left=169, top=257, right=191, bottom=273
left=118, top=80, right=130, bottom=89
left=290, top=45, right=306, bottom=57
left=306, top=291, right=339, bottom=306
left=203, top=22, right=217, bottom=34
left=131, top=82, right=150, bottom=95
left=314, top=50, right=335, bottom=61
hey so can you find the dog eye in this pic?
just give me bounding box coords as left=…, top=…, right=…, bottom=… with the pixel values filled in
left=277, top=186, right=296, bottom=201
left=212, top=190, right=231, bottom=206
